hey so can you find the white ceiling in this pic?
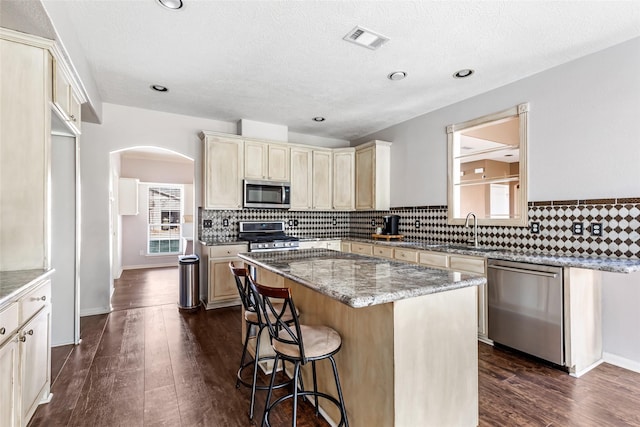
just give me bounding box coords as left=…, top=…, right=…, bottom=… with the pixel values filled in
left=11, top=1, right=640, bottom=141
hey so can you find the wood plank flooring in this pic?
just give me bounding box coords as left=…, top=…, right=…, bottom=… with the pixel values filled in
left=30, top=267, right=640, bottom=426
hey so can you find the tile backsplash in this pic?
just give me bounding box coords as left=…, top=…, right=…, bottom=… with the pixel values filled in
left=200, top=197, right=639, bottom=259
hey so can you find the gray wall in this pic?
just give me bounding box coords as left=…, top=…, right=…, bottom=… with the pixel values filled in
left=353, top=37, right=640, bottom=370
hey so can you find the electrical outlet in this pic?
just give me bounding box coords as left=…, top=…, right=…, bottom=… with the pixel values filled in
left=591, top=223, right=603, bottom=236
left=332, top=218, right=337, bottom=226
left=288, top=219, right=294, bottom=227
left=294, top=219, right=299, bottom=226
left=203, top=219, right=213, bottom=228
left=572, top=222, right=584, bottom=235
left=371, top=219, right=376, bottom=227
left=530, top=222, right=540, bottom=234
left=415, top=220, right=420, bottom=229
left=222, top=218, right=229, bottom=227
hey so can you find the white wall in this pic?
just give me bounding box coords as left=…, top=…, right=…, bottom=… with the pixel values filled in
left=353, top=37, right=640, bottom=369
left=354, top=37, right=640, bottom=206
left=79, top=103, right=235, bottom=315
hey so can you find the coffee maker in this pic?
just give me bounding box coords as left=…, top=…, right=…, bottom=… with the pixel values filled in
left=382, top=215, right=400, bottom=235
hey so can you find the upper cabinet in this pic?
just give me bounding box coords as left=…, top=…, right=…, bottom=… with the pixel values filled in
left=201, top=133, right=244, bottom=210
left=244, top=141, right=290, bottom=182
left=312, top=149, right=333, bottom=210
left=290, top=147, right=313, bottom=210
left=0, top=30, right=53, bottom=271
left=52, top=56, right=82, bottom=134
left=355, top=140, right=391, bottom=211
left=332, top=148, right=355, bottom=210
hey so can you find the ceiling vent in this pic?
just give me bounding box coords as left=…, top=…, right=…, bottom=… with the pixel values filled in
left=343, top=26, right=389, bottom=50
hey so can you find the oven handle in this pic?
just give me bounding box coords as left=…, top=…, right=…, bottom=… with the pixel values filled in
left=488, top=264, right=558, bottom=278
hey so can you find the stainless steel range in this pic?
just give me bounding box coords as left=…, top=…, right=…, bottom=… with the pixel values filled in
left=238, top=221, right=299, bottom=252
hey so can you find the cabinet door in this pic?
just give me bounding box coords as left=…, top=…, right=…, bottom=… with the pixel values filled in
left=267, top=144, right=290, bottom=181
left=333, top=149, right=355, bottom=210
left=203, top=137, right=243, bottom=209
left=209, top=259, right=240, bottom=301
left=326, top=240, right=341, bottom=251
left=290, top=147, right=313, bottom=210
left=0, top=337, right=18, bottom=427
left=20, top=308, right=50, bottom=425
left=312, top=150, right=332, bottom=210
left=355, top=145, right=375, bottom=210
left=244, top=141, right=267, bottom=179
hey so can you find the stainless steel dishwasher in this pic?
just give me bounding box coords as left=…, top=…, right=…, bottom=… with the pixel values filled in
left=487, top=259, right=565, bottom=366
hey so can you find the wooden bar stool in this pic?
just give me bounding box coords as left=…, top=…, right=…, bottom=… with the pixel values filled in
left=229, top=262, right=294, bottom=420
left=247, top=275, right=349, bottom=427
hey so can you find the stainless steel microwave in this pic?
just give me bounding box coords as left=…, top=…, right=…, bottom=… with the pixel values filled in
left=243, top=179, right=291, bottom=209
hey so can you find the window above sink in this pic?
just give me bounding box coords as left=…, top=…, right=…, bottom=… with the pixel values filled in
left=447, top=103, right=529, bottom=227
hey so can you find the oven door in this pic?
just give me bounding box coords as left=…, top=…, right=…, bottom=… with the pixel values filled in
left=243, top=180, right=290, bottom=209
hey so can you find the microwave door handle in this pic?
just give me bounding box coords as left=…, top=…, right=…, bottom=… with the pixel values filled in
left=282, top=187, right=286, bottom=204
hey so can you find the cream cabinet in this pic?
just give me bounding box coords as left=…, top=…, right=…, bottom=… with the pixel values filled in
left=355, top=140, right=391, bottom=211
left=0, top=31, right=52, bottom=271
left=201, top=133, right=244, bottom=210
left=312, top=149, right=333, bottom=210
left=244, top=141, right=290, bottom=181
left=299, top=240, right=341, bottom=250
left=52, top=58, right=81, bottom=134
left=203, top=244, right=248, bottom=309
left=290, top=147, right=314, bottom=210
left=373, top=245, right=394, bottom=259
left=0, top=277, right=52, bottom=427
left=332, top=148, right=355, bottom=210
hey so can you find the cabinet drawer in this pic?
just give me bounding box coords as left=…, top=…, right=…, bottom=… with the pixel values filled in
left=0, top=302, right=19, bottom=343
left=209, top=244, right=248, bottom=258
left=340, top=242, right=351, bottom=252
left=394, top=248, right=418, bottom=263
left=419, top=251, right=449, bottom=269
left=19, top=280, right=51, bottom=324
left=450, top=256, right=486, bottom=275
left=373, top=246, right=394, bottom=259
left=351, top=243, right=373, bottom=255
left=326, top=240, right=341, bottom=251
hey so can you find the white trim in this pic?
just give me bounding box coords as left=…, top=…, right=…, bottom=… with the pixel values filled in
left=603, top=352, right=640, bottom=374
left=80, top=307, right=111, bottom=317
left=122, top=262, right=178, bottom=270
left=569, top=358, right=604, bottom=378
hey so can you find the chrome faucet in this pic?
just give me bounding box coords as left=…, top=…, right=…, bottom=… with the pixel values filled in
left=464, top=212, right=478, bottom=248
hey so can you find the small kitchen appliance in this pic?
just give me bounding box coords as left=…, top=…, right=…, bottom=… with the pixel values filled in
left=238, top=221, right=299, bottom=252
left=382, top=215, right=400, bottom=235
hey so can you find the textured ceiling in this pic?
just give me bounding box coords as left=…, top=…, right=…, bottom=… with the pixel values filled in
left=36, top=1, right=640, bottom=140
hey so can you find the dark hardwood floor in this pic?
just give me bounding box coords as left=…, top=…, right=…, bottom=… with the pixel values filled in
left=30, top=268, right=640, bottom=426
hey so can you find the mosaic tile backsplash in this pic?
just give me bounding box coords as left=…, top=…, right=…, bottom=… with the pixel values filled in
left=200, top=197, right=640, bottom=259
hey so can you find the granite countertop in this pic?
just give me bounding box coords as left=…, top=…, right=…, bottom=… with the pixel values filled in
left=0, top=269, right=54, bottom=309
left=200, top=238, right=248, bottom=246
left=238, top=249, right=486, bottom=308
left=343, top=237, right=640, bottom=274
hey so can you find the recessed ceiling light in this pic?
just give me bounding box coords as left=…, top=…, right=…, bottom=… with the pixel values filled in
left=157, top=0, right=183, bottom=10
left=453, top=69, right=474, bottom=79
left=312, top=117, right=325, bottom=122
left=151, top=84, right=168, bottom=92
left=387, top=71, right=407, bottom=81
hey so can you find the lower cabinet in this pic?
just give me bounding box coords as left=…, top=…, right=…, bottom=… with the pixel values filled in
left=342, top=241, right=489, bottom=340
left=0, top=336, right=19, bottom=427
left=0, top=276, right=51, bottom=427
left=298, top=240, right=341, bottom=250
left=19, top=307, right=51, bottom=426
left=203, top=243, right=248, bottom=309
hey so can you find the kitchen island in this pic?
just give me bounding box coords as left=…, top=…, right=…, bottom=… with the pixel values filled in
left=239, top=248, right=486, bottom=427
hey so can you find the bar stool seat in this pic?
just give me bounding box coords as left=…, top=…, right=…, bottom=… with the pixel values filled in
left=248, top=275, right=349, bottom=427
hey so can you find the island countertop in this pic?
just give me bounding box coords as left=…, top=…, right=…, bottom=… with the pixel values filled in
left=238, top=248, right=486, bottom=308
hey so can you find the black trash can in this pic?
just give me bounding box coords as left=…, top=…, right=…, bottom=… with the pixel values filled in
left=178, top=254, right=200, bottom=311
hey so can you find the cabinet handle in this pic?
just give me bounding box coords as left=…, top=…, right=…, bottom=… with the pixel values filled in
left=27, top=329, right=34, bottom=335
left=0, top=327, right=5, bottom=335
left=41, top=296, right=47, bottom=301
left=20, top=336, right=26, bottom=342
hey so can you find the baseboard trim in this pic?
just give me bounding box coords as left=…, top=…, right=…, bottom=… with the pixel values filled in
left=569, top=358, right=604, bottom=378
left=122, top=263, right=178, bottom=270
left=80, top=307, right=111, bottom=317
left=603, top=352, right=640, bottom=373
